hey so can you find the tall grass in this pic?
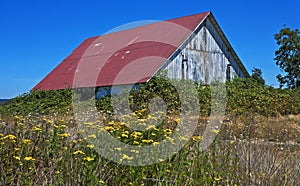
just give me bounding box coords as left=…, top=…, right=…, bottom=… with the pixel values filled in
left=1, top=114, right=299, bottom=185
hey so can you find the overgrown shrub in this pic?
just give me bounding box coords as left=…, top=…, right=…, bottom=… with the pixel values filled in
left=226, top=78, right=300, bottom=116
left=0, top=89, right=72, bottom=118
left=1, top=78, right=300, bottom=119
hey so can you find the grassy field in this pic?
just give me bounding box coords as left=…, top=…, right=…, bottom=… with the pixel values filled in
left=0, top=78, right=299, bottom=185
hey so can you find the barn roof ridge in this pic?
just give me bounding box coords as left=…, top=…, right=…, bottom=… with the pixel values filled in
left=87, top=11, right=212, bottom=39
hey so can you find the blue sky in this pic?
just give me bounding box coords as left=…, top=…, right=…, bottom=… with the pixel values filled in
left=1, top=0, right=299, bottom=99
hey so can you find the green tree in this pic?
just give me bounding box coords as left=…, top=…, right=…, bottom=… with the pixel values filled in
left=251, top=67, right=265, bottom=85
left=274, top=27, right=300, bottom=88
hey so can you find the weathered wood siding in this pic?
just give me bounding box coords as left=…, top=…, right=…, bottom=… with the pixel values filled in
left=161, top=18, right=243, bottom=84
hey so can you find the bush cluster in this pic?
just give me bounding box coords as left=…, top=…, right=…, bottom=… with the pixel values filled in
left=226, top=78, right=300, bottom=116
left=1, top=78, right=300, bottom=118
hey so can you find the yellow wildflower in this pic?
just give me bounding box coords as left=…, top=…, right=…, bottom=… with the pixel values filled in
left=84, top=156, right=94, bottom=161
left=73, top=150, right=85, bottom=155
left=142, top=139, right=154, bottom=144
left=153, top=142, right=160, bottom=145
left=211, top=129, right=220, bottom=134
left=88, top=134, right=96, bottom=139
left=24, top=157, right=35, bottom=161
left=87, top=144, right=94, bottom=149
left=131, top=131, right=143, bottom=139
left=138, top=119, right=146, bottom=122
left=33, top=127, right=42, bottom=131
left=99, top=180, right=105, bottom=184
left=14, top=147, right=21, bottom=151
left=133, top=141, right=140, bottom=145
left=58, top=133, right=70, bottom=138
left=121, top=133, right=129, bottom=138
left=174, top=118, right=181, bottom=124
left=85, top=122, right=94, bottom=125
left=165, top=129, right=172, bottom=135
left=192, top=136, right=202, bottom=141
left=122, top=154, right=133, bottom=160
left=179, top=136, right=189, bottom=141
left=114, top=147, right=122, bottom=151
left=22, top=139, right=32, bottom=144
left=130, top=149, right=139, bottom=153
left=2, top=134, right=16, bottom=140
left=113, top=125, right=121, bottom=131
left=43, top=118, right=53, bottom=124
left=98, top=127, right=105, bottom=132
left=146, top=125, right=156, bottom=130
left=105, top=126, right=115, bottom=132
left=166, top=136, right=175, bottom=144
left=13, top=156, right=21, bottom=160
left=214, top=176, right=222, bottom=181
left=60, top=125, right=67, bottom=129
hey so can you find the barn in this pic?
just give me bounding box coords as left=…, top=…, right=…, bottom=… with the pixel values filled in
left=33, top=11, right=249, bottom=97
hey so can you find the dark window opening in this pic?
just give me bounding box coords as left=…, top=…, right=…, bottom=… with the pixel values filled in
left=226, top=64, right=232, bottom=81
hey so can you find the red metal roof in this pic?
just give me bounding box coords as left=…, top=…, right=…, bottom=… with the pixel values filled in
left=33, top=12, right=210, bottom=90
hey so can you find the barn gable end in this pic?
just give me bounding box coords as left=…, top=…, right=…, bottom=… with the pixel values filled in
left=159, top=13, right=248, bottom=84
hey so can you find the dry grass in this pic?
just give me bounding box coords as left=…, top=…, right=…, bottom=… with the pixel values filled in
left=0, top=113, right=299, bottom=185
left=218, top=115, right=300, bottom=143
left=230, top=140, right=299, bottom=185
